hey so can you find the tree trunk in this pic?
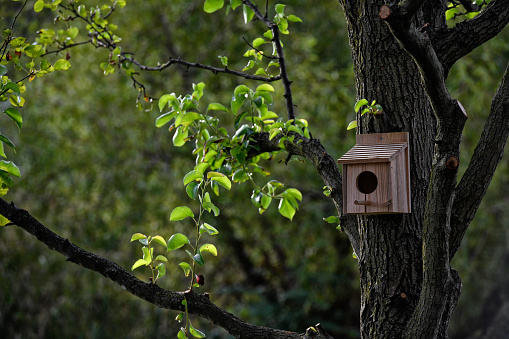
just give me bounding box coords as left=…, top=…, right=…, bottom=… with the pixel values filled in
left=337, top=1, right=460, bottom=337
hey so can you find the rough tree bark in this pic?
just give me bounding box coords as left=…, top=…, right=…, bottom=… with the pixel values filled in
left=1, top=1, right=509, bottom=338
left=336, top=0, right=509, bottom=338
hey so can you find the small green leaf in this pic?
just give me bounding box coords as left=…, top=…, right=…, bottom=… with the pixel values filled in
left=186, top=250, right=205, bottom=266
left=203, top=201, right=220, bottom=216
left=199, top=243, right=218, bottom=256
left=184, top=170, right=204, bottom=185
left=208, top=172, right=231, bottom=190
left=4, top=108, right=22, bottom=130
left=243, top=4, right=255, bottom=23
left=0, top=65, right=7, bottom=76
left=173, top=126, right=188, bottom=147
left=167, top=233, right=191, bottom=251
left=170, top=206, right=194, bottom=221
left=0, top=161, right=20, bottom=177
left=204, top=0, right=224, bottom=13
left=178, top=329, right=187, bottom=339
left=207, top=103, right=228, bottom=112
left=155, top=111, right=177, bottom=127
left=287, top=14, right=302, bottom=22
left=256, top=84, right=275, bottom=92
left=347, top=120, right=357, bottom=130
left=354, top=99, right=369, bottom=113
left=179, top=262, right=192, bottom=276
left=275, top=3, right=285, bottom=14
left=278, top=198, right=296, bottom=220
left=323, top=216, right=340, bottom=224
left=130, top=233, right=147, bottom=242
left=186, top=181, right=201, bottom=200
left=152, top=235, right=167, bottom=247
left=156, top=262, right=166, bottom=279
left=0, top=143, right=5, bottom=158
left=252, top=37, right=267, bottom=48
left=3, top=82, right=20, bottom=96
left=54, top=59, right=71, bottom=70
left=284, top=188, right=302, bottom=201
left=158, top=93, right=177, bottom=111
left=199, top=223, right=219, bottom=235
left=155, top=255, right=168, bottom=262
left=34, top=0, right=45, bottom=12
left=131, top=259, right=149, bottom=271
left=142, top=246, right=152, bottom=262
left=189, top=321, right=206, bottom=338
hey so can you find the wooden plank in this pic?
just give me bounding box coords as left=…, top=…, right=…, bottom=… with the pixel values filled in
left=345, top=164, right=365, bottom=214
left=356, top=132, right=409, bottom=145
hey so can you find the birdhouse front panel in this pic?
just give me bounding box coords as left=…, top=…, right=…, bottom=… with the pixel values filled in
left=338, top=132, right=411, bottom=215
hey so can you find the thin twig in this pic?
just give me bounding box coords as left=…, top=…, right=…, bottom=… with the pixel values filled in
left=241, top=37, right=278, bottom=59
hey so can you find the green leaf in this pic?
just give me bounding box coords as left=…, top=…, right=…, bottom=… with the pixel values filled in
left=323, top=216, right=340, bottom=224
left=184, top=170, right=204, bottom=185
left=207, top=172, right=231, bottom=190
left=275, top=3, right=285, bottom=14
left=152, top=235, right=167, bottom=247
left=0, top=65, right=7, bottom=76
left=156, top=262, right=166, bottom=279
left=278, top=198, right=296, bottom=220
left=204, top=0, right=224, bottom=13
left=186, top=181, right=200, bottom=200
left=0, top=143, right=5, bottom=158
left=242, top=4, right=255, bottom=23
left=3, top=82, right=20, bottom=96
left=287, top=14, right=302, bottom=22
left=130, top=233, right=147, bottom=242
left=0, top=214, right=10, bottom=226
left=0, top=171, right=13, bottom=187
left=346, top=120, right=357, bottom=130
left=178, top=329, right=187, bottom=339
left=203, top=201, right=220, bottom=216
left=179, top=262, right=192, bottom=276
left=131, top=259, right=149, bottom=270
left=256, top=84, right=275, bottom=92
left=0, top=161, right=20, bottom=177
left=54, top=59, right=71, bottom=70
left=4, top=108, right=22, bottom=130
left=199, top=223, right=219, bottom=235
left=199, top=243, right=218, bottom=256
left=142, top=246, right=152, bottom=262
left=354, top=99, right=369, bottom=113
left=207, top=103, right=228, bottom=112
left=34, top=0, right=45, bottom=12
left=173, top=126, right=188, bottom=147
left=252, top=38, right=267, bottom=48
left=186, top=250, right=205, bottom=266
left=230, top=0, right=242, bottom=10
left=167, top=233, right=191, bottom=251
left=155, top=111, right=177, bottom=127
left=284, top=188, right=302, bottom=201
left=158, top=93, right=176, bottom=112
left=155, top=255, right=168, bottom=262
left=170, top=206, right=194, bottom=221
left=189, top=321, right=206, bottom=338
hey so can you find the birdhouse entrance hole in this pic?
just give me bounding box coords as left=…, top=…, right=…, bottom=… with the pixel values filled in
left=357, top=171, right=378, bottom=194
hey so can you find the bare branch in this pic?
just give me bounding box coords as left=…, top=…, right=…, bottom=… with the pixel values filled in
left=433, top=0, right=509, bottom=71
left=0, top=198, right=337, bottom=339
left=449, top=62, right=509, bottom=258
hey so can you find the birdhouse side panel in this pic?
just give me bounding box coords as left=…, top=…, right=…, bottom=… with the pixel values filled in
left=391, top=148, right=411, bottom=213
left=365, top=163, right=390, bottom=214
left=344, top=164, right=366, bottom=214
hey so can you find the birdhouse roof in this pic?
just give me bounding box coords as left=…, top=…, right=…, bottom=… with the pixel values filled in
left=337, top=143, right=407, bottom=164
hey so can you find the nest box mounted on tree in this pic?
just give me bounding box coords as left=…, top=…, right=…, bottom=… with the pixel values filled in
left=337, top=132, right=411, bottom=214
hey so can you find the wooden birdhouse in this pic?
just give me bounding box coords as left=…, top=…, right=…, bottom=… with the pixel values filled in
left=337, top=132, right=411, bottom=214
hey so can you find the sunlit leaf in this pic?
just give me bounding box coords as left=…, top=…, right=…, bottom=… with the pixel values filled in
left=170, top=206, right=194, bottom=221
left=131, top=259, right=149, bottom=271
left=0, top=161, right=20, bottom=177
left=354, top=99, right=368, bottom=113
left=167, top=233, right=191, bottom=251
left=199, top=223, right=219, bottom=235
left=199, top=243, right=218, bottom=256
left=278, top=198, right=296, bottom=220
left=179, top=262, right=192, bottom=276
left=4, top=108, right=22, bottom=130
left=152, top=235, right=167, bottom=247
left=130, top=233, right=147, bottom=242
left=256, top=84, right=274, bottom=92
left=189, top=321, right=206, bottom=338
left=184, top=170, right=204, bottom=185
left=204, top=0, right=224, bottom=13
left=347, top=120, right=357, bottom=130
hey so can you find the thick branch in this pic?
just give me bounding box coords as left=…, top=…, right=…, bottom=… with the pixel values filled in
left=242, top=0, right=296, bottom=120
left=248, top=132, right=360, bottom=256
left=433, top=0, right=509, bottom=71
left=449, top=63, right=509, bottom=258
left=0, top=198, right=332, bottom=339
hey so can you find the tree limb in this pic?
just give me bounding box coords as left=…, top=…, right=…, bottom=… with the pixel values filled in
left=247, top=132, right=360, bottom=256
left=0, top=198, right=338, bottom=339
left=449, top=62, right=509, bottom=259
left=433, top=0, right=509, bottom=71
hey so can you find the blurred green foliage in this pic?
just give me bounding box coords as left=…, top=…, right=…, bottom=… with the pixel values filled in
left=0, top=1, right=508, bottom=338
